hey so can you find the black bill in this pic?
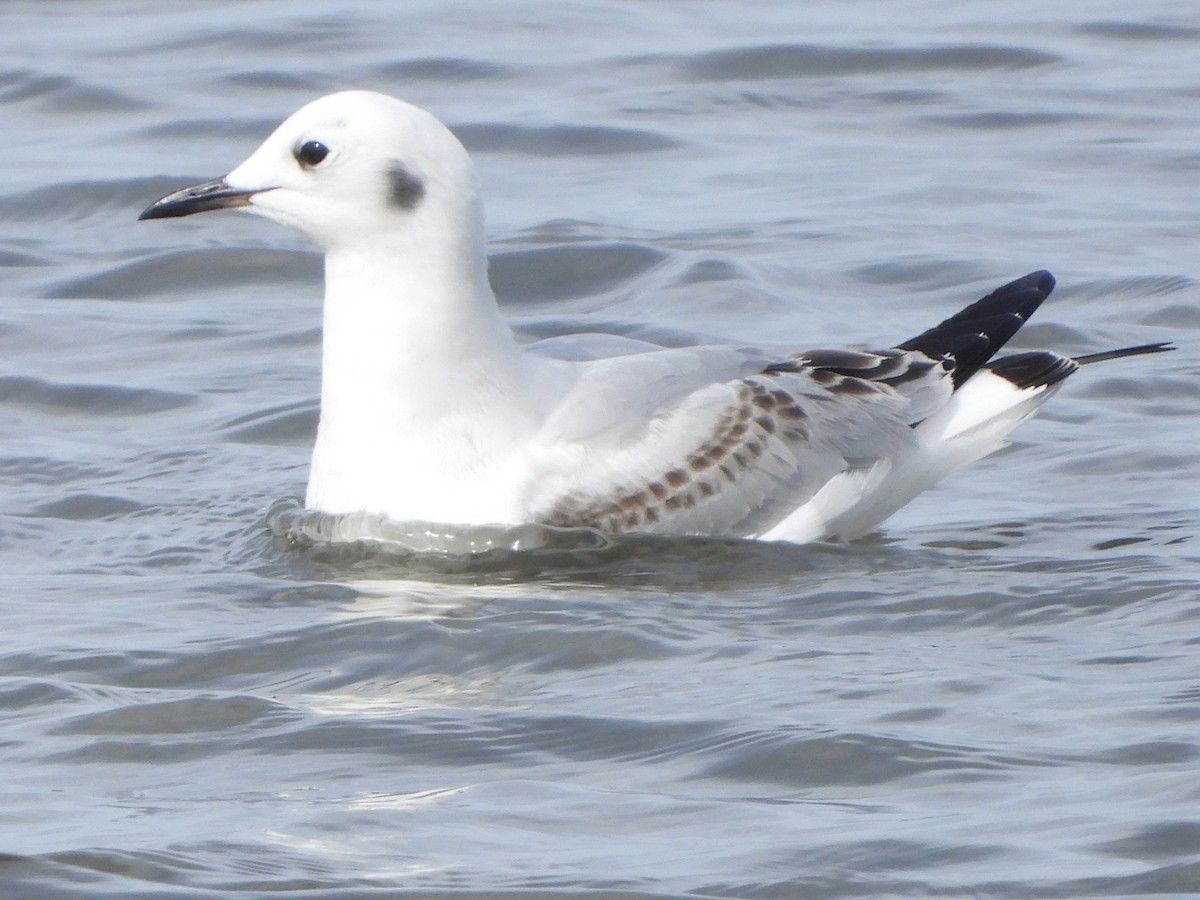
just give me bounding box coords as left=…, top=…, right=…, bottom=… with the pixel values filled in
left=139, top=177, right=258, bottom=220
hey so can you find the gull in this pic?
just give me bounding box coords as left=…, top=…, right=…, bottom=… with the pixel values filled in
left=140, top=90, right=1171, bottom=544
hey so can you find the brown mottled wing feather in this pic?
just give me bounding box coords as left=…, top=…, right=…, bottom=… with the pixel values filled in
left=527, top=347, right=952, bottom=538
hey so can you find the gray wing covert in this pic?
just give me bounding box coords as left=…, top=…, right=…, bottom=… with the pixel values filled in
left=527, top=346, right=952, bottom=537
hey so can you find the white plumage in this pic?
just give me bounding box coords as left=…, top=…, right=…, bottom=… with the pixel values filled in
left=140, top=91, right=1171, bottom=543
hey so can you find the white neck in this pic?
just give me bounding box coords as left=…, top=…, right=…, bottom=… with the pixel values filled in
left=304, top=219, right=544, bottom=522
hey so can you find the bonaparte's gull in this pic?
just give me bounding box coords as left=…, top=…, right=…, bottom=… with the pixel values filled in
left=141, top=91, right=1171, bottom=543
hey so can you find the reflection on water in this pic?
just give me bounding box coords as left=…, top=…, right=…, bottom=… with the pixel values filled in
left=268, top=497, right=615, bottom=558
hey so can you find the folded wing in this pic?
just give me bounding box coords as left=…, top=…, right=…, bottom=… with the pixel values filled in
left=525, top=270, right=1080, bottom=541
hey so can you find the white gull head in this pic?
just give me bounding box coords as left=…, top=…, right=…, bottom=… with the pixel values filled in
left=144, top=91, right=481, bottom=251
left=235, top=91, right=481, bottom=254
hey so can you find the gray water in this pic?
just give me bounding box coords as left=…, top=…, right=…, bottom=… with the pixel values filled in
left=3, top=1, right=1200, bottom=897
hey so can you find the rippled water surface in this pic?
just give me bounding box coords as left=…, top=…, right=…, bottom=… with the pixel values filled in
left=3, top=1, right=1200, bottom=897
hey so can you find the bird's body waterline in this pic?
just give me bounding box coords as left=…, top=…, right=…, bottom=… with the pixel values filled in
left=140, top=90, right=1172, bottom=544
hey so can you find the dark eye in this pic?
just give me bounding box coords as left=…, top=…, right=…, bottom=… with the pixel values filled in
left=295, top=140, right=330, bottom=168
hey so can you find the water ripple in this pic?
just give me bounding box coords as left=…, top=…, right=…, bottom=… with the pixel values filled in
left=4, top=3, right=1199, bottom=897
left=0, top=375, right=193, bottom=416
left=44, top=248, right=320, bottom=300
left=456, top=121, right=683, bottom=157
left=673, top=42, right=1062, bottom=82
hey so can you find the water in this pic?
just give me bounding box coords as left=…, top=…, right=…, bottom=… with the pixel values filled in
left=2, top=1, right=1199, bottom=896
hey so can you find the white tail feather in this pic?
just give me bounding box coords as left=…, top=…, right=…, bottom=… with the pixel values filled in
left=803, top=370, right=1066, bottom=541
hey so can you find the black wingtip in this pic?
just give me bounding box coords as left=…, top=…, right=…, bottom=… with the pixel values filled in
left=1029, top=269, right=1055, bottom=295
left=898, top=269, right=1056, bottom=387
left=987, top=351, right=1078, bottom=390
left=1074, top=342, right=1176, bottom=365
left=986, top=340, right=1174, bottom=392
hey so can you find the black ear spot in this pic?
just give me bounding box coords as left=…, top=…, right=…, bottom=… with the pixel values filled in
left=387, top=161, right=425, bottom=210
